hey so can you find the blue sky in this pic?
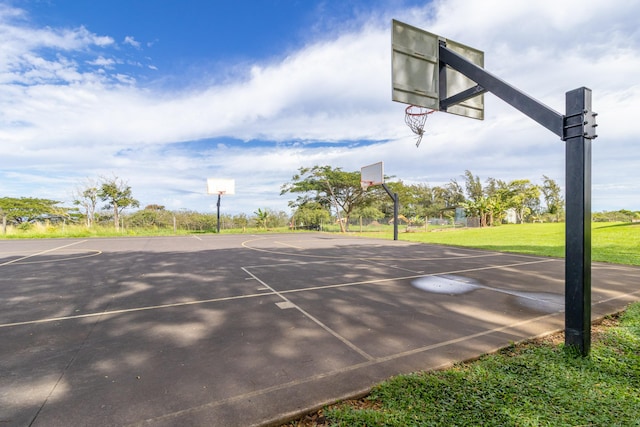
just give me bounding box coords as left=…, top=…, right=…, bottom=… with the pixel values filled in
left=1, top=0, right=639, bottom=216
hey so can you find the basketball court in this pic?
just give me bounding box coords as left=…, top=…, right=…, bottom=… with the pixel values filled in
left=0, top=18, right=611, bottom=427
left=1, top=233, right=638, bottom=426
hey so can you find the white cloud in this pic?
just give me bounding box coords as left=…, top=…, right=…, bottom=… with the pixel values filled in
left=123, top=35, right=141, bottom=48
left=87, top=56, right=116, bottom=67
left=1, top=0, right=639, bottom=214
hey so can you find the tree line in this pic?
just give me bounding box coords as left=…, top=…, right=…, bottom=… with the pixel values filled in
left=280, top=165, right=569, bottom=230
left=0, top=176, right=138, bottom=233
left=0, top=175, right=290, bottom=234
left=1, top=168, right=638, bottom=234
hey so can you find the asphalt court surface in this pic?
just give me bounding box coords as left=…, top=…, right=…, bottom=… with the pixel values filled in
left=1, top=233, right=639, bottom=426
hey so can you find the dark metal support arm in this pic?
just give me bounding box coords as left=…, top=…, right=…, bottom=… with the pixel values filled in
left=439, top=44, right=564, bottom=137
left=440, top=84, right=487, bottom=110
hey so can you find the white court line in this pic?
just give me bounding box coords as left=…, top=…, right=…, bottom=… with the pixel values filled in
left=0, top=240, right=88, bottom=267
left=245, top=259, right=345, bottom=269
left=242, top=266, right=375, bottom=361
left=240, top=236, right=516, bottom=261
left=273, top=240, right=304, bottom=249
left=0, top=291, right=275, bottom=329
left=3, top=250, right=102, bottom=265
left=248, top=258, right=562, bottom=297
left=265, top=259, right=560, bottom=300
left=358, top=257, right=425, bottom=274
left=0, top=257, right=561, bottom=330
left=242, top=252, right=514, bottom=269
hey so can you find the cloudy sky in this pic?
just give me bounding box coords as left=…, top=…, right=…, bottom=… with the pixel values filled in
left=1, top=0, right=638, bottom=216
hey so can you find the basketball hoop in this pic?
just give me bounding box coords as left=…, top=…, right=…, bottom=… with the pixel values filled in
left=405, top=105, right=435, bottom=147
left=360, top=180, right=373, bottom=191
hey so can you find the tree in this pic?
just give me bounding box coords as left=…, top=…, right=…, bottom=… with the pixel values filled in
left=127, top=207, right=172, bottom=228
left=463, top=170, right=483, bottom=204
left=461, top=171, right=491, bottom=226
left=541, top=175, right=564, bottom=221
left=73, top=179, right=99, bottom=227
left=292, top=201, right=331, bottom=229
left=424, top=184, right=462, bottom=219
left=443, top=180, right=466, bottom=210
left=462, top=196, right=490, bottom=227
left=232, top=213, right=249, bottom=229
left=397, top=183, right=431, bottom=219
left=507, top=179, right=541, bottom=223
left=268, top=210, right=290, bottom=228
left=351, top=205, right=385, bottom=226
left=281, top=165, right=371, bottom=232
left=0, top=197, right=65, bottom=233
left=254, top=208, right=269, bottom=229
left=485, top=178, right=511, bottom=226
left=145, top=204, right=165, bottom=211
left=98, top=176, right=140, bottom=230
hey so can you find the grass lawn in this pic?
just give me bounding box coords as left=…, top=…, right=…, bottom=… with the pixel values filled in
left=357, top=222, right=640, bottom=266
left=321, top=303, right=640, bottom=427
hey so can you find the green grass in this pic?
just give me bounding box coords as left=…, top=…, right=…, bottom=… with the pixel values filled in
left=0, top=223, right=296, bottom=239
left=0, top=224, right=192, bottom=238
left=356, top=222, right=640, bottom=266
left=325, top=302, right=640, bottom=426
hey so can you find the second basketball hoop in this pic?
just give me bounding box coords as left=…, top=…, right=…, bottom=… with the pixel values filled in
left=405, top=105, right=435, bottom=147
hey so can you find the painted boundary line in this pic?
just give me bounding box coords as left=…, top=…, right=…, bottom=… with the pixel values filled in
left=0, top=258, right=561, bottom=330
left=0, top=240, right=88, bottom=267
left=240, top=236, right=516, bottom=262
left=240, top=235, right=558, bottom=261
left=0, top=249, right=101, bottom=265
left=0, top=290, right=274, bottom=329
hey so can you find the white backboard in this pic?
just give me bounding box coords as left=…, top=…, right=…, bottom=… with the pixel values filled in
left=207, top=178, right=235, bottom=195
left=361, top=162, right=384, bottom=188
left=391, top=19, right=484, bottom=120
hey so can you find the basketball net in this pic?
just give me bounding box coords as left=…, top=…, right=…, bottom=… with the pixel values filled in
left=405, top=105, right=435, bottom=147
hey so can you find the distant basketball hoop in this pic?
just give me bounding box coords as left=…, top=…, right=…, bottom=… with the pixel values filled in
left=405, top=105, right=435, bottom=147
left=360, top=162, right=384, bottom=191
left=206, top=179, right=235, bottom=195
left=206, top=178, right=235, bottom=233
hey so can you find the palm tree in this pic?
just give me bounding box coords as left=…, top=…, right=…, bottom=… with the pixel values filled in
left=254, top=208, right=269, bottom=229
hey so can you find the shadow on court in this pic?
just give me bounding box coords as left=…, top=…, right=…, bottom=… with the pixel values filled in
left=0, top=234, right=638, bottom=426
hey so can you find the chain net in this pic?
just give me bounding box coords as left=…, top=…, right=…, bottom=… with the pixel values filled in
left=404, top=105, right=434, bottom=147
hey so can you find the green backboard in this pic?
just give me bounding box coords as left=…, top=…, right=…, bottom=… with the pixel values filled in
left=392, top=19, right=484, bottom=120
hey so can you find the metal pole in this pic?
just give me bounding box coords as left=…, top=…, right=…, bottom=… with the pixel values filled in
left=382, top=183, right=399, bottom=241
left=393, top=192, right=399, bottom=241
left=564, top=87, right=595, bottom=356
left=216, top=193, right=221, bottom=233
